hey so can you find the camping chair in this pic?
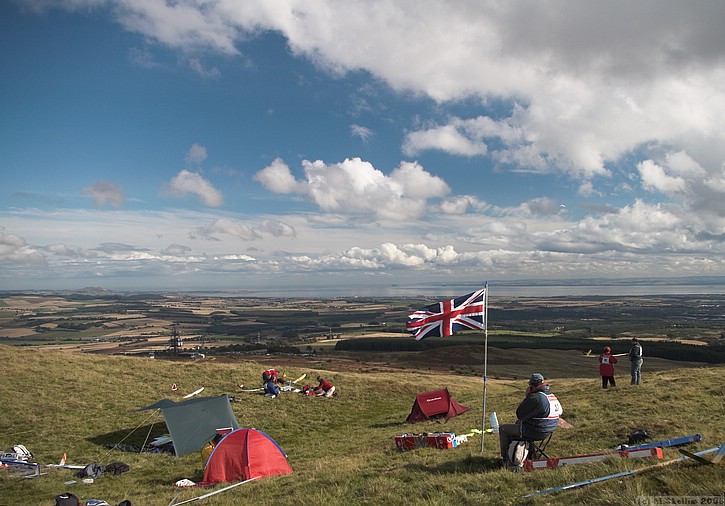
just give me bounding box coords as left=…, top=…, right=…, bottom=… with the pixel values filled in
left=513, top=432, right=553, bottom=460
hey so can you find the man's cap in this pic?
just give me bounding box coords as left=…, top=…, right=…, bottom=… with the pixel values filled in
left=604, top=346, right=611, bottom=352
left=529, top=373, right=545, bottom=385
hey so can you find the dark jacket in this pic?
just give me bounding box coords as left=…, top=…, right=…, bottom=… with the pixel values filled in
left=629, top=343, right=643, bottom=361
left=516, top=384, right=561, bottom=436
left=264, top=380, right=280, bottom=396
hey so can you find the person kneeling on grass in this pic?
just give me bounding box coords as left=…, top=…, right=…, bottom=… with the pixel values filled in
left=313, top=376, right=336, bottom=397
left=498, top=373, right=562, bottom=467
left=264, top=379, right=280, bottom=398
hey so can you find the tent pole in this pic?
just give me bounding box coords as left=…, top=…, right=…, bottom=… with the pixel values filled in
left=480, top=282, right=489, bottom=452
left=141, top=416, right=157, bottom=452
left=170, top=476, right=261, bottom=505
left=102, top=408, right=159, bottom=461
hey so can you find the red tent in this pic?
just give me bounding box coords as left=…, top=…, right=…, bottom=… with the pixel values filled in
left=201, top=428, right=292, bottom=485
left=406, top=388, right=471, bottom=423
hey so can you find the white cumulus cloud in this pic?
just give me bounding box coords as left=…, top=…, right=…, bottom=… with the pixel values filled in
left=255, top=157, right=450, bottom=221
left=164, top=170, right=223, bottom=207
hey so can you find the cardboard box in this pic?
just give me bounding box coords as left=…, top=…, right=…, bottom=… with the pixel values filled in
left=395, top=433, right=457, bottom=450
left=427, top=433, right=455, bottom=449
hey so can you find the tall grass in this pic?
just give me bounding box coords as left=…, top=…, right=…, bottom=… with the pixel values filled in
left=0, top=345, right=723, bottom=505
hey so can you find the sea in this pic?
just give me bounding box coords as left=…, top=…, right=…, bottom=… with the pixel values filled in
left=185, top=279, right=725, bottom=299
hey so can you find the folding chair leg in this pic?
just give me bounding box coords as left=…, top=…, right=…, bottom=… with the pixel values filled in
left=528, top=434, right=552, bottom=459
left=534, top=445, right=549, bottom=459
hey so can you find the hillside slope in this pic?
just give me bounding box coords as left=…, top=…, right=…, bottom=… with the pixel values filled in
left=1, top=345, right=723, bottom=505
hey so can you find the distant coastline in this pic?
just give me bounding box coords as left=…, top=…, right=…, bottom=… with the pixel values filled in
left=182, top=283, right=725, bottom=298
left=2, top=276, right=724, bottom=299
left=176, top=275, right=725, bottom=298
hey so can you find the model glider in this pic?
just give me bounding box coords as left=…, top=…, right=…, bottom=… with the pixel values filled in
left=183, top=387, right=204, bottom=399
left=238, top=386, right=264, bottom=393
left=523, top=445, right=721, bottom=498
left=582, top=350, right=627, bottom=357
left=679, top=441, right=725, bottom=465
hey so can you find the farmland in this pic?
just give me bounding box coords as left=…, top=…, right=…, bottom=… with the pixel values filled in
left=1, top=290, right=724, bottom=376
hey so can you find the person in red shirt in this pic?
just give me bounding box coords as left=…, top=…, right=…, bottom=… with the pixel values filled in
left=599, top=346, right=618, bottom=390
left=313, top=376, right=336, bottom=397
left=262, top=369, right=281, bottom=385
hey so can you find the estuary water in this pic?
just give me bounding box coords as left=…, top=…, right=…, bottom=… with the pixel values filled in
left=188, top=281, right=725, bottom=299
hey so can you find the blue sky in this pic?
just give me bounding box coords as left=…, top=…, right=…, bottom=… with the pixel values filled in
left=2, top=1, right=725, bottom=294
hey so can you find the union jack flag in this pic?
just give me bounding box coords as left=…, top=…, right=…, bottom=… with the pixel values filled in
left=406, top=288, right=486, bottom=341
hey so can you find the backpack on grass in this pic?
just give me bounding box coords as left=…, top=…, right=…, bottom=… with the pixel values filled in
left=506, top=440, right=529, bottom=471
left=628, top=428, right=650, bottom=445
left=54, top=492, right=81, bottom=506
left=76, top=462, right=105, bottom=479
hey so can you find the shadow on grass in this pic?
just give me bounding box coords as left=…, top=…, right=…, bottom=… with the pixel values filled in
left=87, top=423, right=170, bottom=451
left=405, top=454, right=502, bottom=474
left=369, top=421, right=408, bottom=428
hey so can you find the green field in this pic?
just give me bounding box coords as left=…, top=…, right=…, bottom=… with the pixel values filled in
left=2, top=293, right=725, bottom=367
left=1, top=345, right=723, bottom=506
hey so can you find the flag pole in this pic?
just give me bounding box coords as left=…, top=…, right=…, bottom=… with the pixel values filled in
left=480, top=282, right=489, bottom=452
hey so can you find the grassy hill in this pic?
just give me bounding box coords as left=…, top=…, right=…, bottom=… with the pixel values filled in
left=1, top=345, right=723, bottom=505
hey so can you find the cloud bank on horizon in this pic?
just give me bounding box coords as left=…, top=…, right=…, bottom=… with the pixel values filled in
left=2, top=0, right=724, bottom=293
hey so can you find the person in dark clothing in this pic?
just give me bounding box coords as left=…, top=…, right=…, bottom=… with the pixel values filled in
left=498, top=373, right=563, bottom=462
left=629, top=338, right=643, bottom=385
left=264, top=379, right=280, bottom=398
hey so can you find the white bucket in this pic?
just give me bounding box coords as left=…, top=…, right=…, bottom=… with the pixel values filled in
left=490, top=411, right=500, bottom=434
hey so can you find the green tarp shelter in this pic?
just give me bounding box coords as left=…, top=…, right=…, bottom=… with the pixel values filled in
left=136, top=395, right=240, bottom=457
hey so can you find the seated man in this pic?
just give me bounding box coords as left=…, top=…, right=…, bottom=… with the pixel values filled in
left=498, top=373, right=563, bottom=465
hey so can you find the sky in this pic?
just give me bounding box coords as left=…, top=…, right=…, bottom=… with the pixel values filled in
left=2, top=0, right=725, bottom=295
